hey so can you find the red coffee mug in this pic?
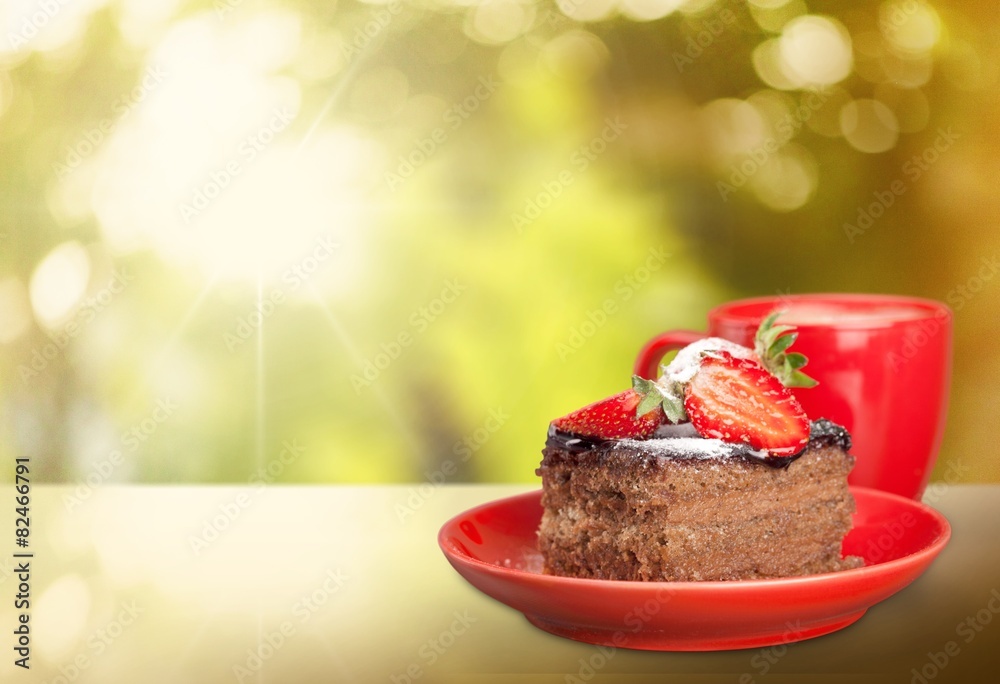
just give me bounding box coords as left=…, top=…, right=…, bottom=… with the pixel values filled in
left=634, top=294, right=952, bottom=500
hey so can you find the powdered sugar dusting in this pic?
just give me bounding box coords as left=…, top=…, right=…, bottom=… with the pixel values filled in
left=659, top=337, right=754, bottom=385
left=652, top=422, right=700, bottom=438
left=617, top=436, right=745, bottom=460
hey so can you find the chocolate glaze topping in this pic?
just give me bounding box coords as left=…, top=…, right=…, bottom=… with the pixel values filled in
left=543, top=418, right=850, bottom=470
left=807, top=418, right=852, bottom=451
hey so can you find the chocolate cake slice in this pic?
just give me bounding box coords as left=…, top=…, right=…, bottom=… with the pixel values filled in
left=536, top=419, right=863, bottom=581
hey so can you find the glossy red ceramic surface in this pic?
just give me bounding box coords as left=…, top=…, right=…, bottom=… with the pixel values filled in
left=439, top=487, right=950, bottom=651
left=634, top=294, right=953, bottom=499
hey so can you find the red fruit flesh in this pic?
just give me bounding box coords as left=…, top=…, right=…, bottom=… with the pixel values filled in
left=684, top=352, right=809, bottom=457
left=552, top=389, right=664, bottom=440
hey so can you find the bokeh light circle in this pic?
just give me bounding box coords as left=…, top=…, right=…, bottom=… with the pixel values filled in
left=29, top=241, right=91, bottom=327
left=778, top=15, right=853, bottom=87
left=840, top=98, right=900, bottom=153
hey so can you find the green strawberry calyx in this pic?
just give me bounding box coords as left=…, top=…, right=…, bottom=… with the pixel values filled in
left=753, top=310, right=819, bottom=389
left=632, top=374, right=686, bottom=424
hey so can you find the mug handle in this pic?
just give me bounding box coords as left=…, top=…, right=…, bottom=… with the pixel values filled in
left=633, top=330, right=707, bottom=379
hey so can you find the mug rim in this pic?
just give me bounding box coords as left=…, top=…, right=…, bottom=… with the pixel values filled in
left=709, top=293, right=952, bottom=330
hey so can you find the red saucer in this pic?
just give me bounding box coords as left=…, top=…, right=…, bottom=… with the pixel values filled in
left=438, top=487, right=950, bottom=651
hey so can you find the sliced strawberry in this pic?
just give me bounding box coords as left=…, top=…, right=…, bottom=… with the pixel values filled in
left=552, top=389, right=665, bottom=439
left=684, top=352, right=809, bottom=457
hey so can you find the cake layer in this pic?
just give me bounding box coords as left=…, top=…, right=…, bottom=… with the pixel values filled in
left=542, top=449, right=852, bottom=526
left=536, top=423, right=862, bottom=581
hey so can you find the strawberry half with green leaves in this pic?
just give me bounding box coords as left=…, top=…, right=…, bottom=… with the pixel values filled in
left=683, top=351, right=809, bottom=457
left=551, top=389, right=666, bottom=439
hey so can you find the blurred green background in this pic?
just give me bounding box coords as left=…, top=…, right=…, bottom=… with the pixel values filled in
left=1, top=0, right=997, bottom=485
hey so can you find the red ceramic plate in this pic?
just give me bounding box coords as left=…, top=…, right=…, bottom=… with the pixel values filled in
left=438, top=486, right=950, bottom=651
